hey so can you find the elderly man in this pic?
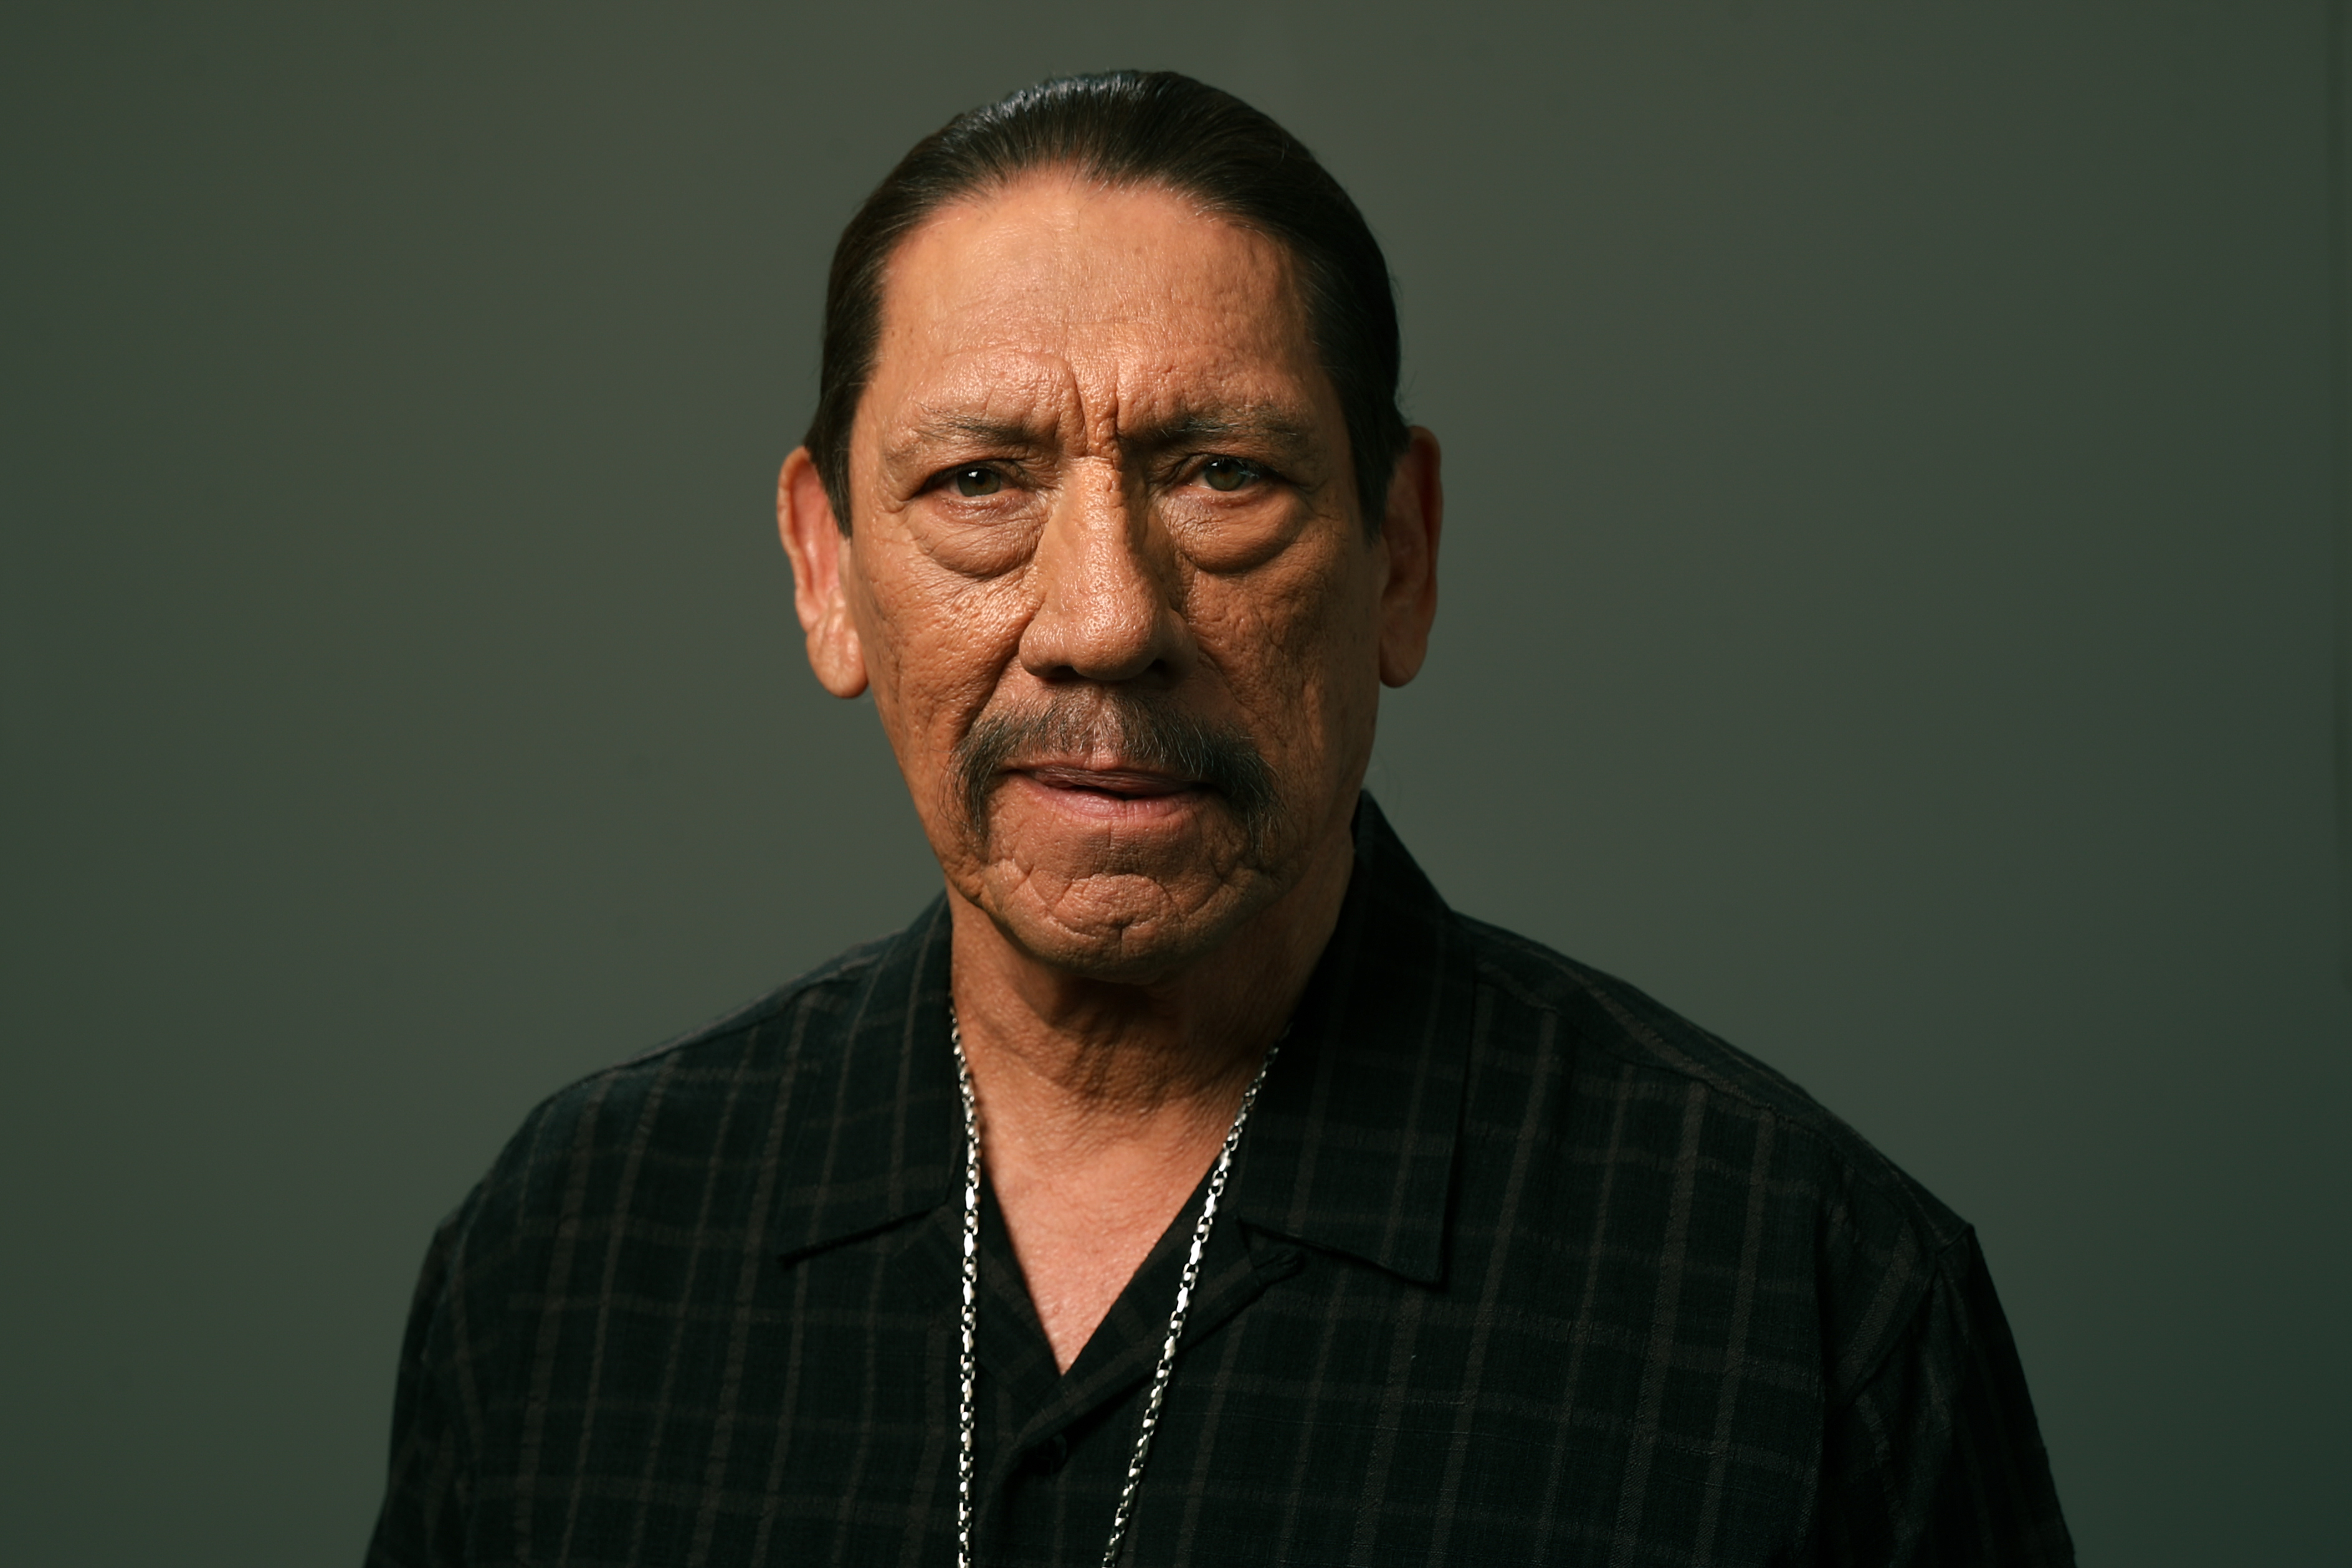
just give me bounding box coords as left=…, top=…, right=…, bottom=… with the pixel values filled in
left=369, top=72, right=2071, bottom=1567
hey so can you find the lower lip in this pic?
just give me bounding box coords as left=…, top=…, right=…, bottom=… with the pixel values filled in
left=1001, top=771, right=1209, bottom=826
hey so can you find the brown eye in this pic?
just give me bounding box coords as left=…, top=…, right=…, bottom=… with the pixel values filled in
left=1200, top=458, right=1260, bottom=493
left=952, top=466, right=1002, bottom=497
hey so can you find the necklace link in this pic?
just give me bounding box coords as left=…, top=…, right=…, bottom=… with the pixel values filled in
left=950, top=1010, right=1280, bottom=1568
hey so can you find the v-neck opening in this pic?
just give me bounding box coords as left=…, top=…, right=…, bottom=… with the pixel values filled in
left=974, top=1163, right=1211, bottom=1392
left=967, top=1161, right=1288, bottom=1463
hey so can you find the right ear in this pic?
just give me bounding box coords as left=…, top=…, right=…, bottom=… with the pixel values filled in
left=776, top=447, right=869, bottom=698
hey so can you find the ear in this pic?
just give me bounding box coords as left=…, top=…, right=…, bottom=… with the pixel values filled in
left=1374, top=427, right=1443, bottom=687
left=777, top=447, right=870, bottom=698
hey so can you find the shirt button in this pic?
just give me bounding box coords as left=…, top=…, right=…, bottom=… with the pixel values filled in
left=1031, top=1433, right=1069, bottom=1475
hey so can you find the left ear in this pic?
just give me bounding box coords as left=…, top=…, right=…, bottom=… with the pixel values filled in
left=1374, top=427, right=1443, bottom=687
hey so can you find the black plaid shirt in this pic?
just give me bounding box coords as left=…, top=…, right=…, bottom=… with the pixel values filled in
left=369, top=797, right=2071, bottom=1566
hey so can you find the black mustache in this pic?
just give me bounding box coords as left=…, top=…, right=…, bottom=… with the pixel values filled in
left=952, top=691, right=1279, bottom=850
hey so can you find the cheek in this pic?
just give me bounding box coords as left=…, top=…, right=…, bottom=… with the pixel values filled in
left=1196, top=549, right=1383, bottom=761
left=855, top=553, right=1027, bottom=753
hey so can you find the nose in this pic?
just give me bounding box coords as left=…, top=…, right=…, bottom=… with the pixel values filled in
left=1017, top=464, right=1190, bottom=685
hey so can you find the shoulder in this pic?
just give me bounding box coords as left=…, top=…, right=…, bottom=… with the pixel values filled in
left=542, top=932, right=886, bottom=1149
left=1462, top=913, right=1960, bottom=1232
left=1455, top=913, right=1970, bottom=1397
left=444, top=931, right=898, bottom=1260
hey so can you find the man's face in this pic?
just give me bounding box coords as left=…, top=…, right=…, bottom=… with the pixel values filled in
left=784, top=174, right=1436, bottom=982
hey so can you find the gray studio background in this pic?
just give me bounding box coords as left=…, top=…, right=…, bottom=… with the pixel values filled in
left=6, top=4, right=2346, bottom=1563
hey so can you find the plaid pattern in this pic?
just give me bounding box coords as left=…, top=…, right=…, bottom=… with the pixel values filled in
left=369, top=798, right=2072, bottom=1566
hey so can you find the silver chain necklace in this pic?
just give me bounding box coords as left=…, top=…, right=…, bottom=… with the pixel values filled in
left=950, top=1010, right=1280, bottom=1568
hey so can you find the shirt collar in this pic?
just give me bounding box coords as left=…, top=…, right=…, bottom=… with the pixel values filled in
left=1223, top=796, right=1472, bottom=1284
left=771, top=794, right=1472, bottom=1286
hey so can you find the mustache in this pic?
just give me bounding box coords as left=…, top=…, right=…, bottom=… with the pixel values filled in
left=952, top=690, right=1280, bottom=849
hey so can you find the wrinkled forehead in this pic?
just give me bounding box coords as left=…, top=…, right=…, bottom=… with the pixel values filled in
left=860, top=176, right=1327, bottom=439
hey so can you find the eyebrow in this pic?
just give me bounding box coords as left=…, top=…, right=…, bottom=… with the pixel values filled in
left=1136, top=411, right=1320, bottom=458
left=887, top=407, right=1323, bottom=465
left=896, top=413, right=1048, bottom=452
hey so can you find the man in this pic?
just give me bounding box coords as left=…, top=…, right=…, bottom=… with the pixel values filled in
left=369, top=72, right=2071, bottom=1566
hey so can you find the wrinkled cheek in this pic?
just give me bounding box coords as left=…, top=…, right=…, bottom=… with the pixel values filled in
left=872, top=581, right=1027, bottom=844
left=1244, top=581, right=1380, bottom=789
left=849, top=593, right=944, bottom=812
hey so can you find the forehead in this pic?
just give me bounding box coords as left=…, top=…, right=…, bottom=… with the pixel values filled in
left=865, top=175, right=1321, bottom=429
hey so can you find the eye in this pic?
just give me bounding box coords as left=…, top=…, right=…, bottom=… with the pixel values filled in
left=951, top=465, right=1004, bottom=497
left=1199, top=457, right=1264, bottom=493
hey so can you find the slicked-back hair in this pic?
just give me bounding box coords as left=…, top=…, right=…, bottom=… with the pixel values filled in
left=802, top=70, right=1410, bottom=535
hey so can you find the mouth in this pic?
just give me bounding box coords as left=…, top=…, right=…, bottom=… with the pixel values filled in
left=951, top=693, right=1278, bottom=856
left=1010, top=761, right=1209, bottom=803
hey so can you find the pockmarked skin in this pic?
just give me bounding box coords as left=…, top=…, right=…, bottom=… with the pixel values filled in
left=783, top=176, right=1439, bottom=990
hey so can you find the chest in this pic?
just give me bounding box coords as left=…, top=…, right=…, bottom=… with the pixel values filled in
left=462, top=1200, right=1828, bottom=1567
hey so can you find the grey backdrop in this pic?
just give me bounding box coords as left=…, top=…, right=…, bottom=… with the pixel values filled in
left=6, top=4, right=2346, bottom=1563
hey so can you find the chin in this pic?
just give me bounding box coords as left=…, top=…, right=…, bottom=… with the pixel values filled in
left=978, top=868, right=1277, bottom=984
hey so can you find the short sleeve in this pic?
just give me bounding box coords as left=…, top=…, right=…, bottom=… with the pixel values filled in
left=1816, top=1228, right=2075, bottom=1566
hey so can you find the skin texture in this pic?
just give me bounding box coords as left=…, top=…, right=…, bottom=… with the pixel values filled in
left=779, top=173, right=1441, bottom=1370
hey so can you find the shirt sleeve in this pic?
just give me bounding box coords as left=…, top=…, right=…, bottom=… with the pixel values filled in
left=364, top=1200, right=477, bottom=1568
left=1816, top=1228, right=2075, bottom=1566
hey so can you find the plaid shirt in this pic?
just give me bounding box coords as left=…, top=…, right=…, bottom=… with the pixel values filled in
left=368, top=797, right=2071, bottom=1566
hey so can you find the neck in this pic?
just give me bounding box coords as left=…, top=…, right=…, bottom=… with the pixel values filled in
left=946, top=815, right=1355, bottom=1371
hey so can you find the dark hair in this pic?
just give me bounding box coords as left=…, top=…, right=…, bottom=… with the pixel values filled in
left=802, top=70, right=1409, bottom=534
